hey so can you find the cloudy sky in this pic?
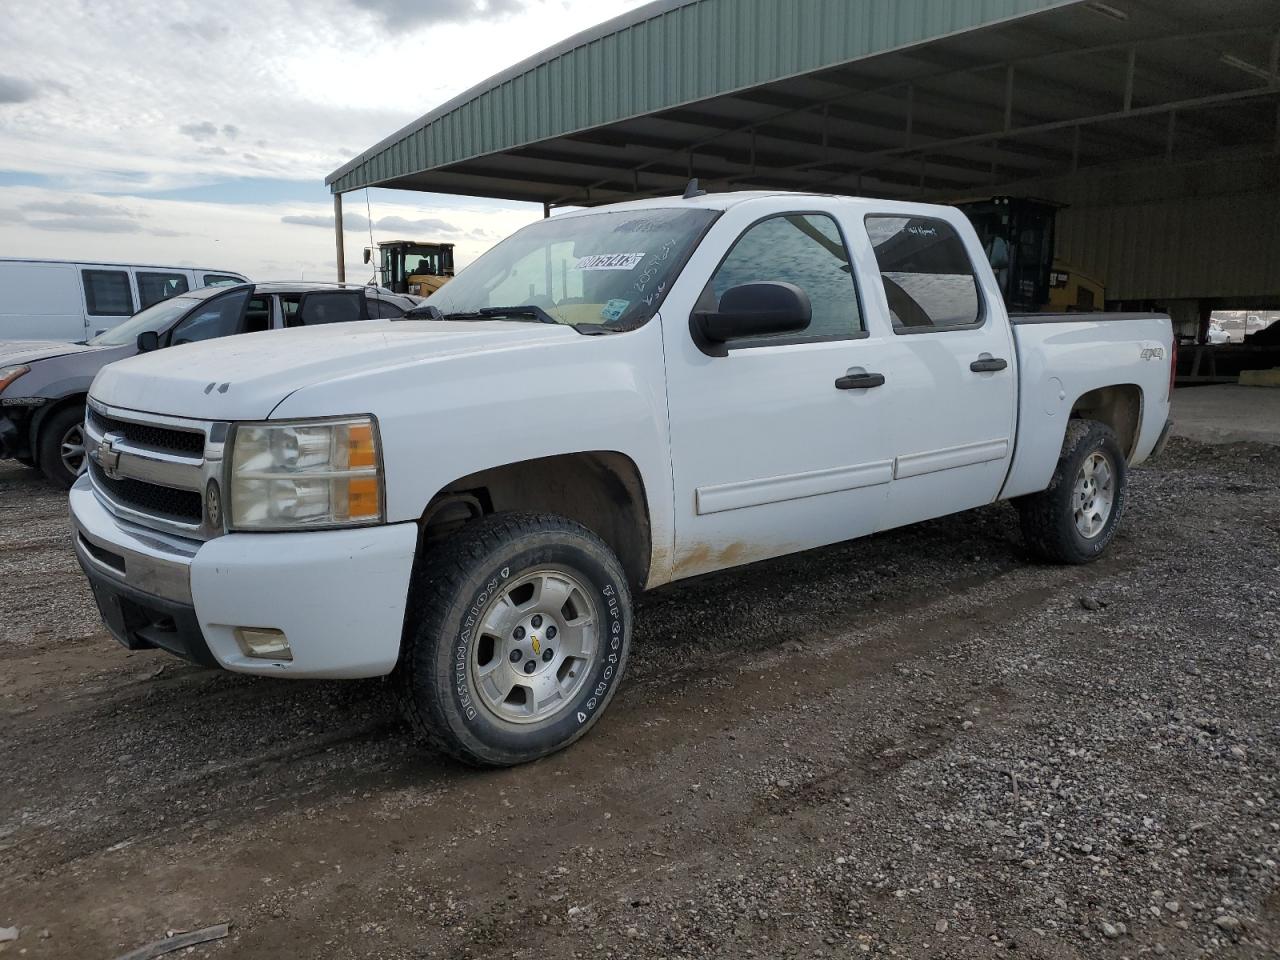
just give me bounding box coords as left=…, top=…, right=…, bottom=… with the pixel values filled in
left=0, top=0, right=647, bottom=281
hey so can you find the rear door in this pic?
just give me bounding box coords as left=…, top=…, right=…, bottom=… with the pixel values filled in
left=856, top=212, right=1017, bottom=531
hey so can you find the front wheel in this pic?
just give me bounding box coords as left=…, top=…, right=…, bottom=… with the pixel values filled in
left=37, top=405, right=88, bottom=489
left=395, top=512, right=632, bottom=767
left=1017, top=419, right=1128, bottom=564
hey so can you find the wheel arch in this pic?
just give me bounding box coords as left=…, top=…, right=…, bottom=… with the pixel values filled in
left=415, top=450, right=653, bottom=588
left=1068, top=383, right=1143, bottom=462
left=30, top=392, right=88, bottom=452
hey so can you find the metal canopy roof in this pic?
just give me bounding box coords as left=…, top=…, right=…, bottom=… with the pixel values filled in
left=327, top=0, right=1280, bottom=208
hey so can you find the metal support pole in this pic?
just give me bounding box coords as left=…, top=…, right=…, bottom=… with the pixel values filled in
left=1004, top=65, right=1016, bottom=132
left=333, top=193, right=346, bottom=283
left=1124, top=46, right=1137, bottom=112
left=904, top=84, right=914, bottom=148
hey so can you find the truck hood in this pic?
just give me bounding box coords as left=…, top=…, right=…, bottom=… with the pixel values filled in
left=0, top=339, right=103, bottom=367
left=90, top=320, right=581, bottom=420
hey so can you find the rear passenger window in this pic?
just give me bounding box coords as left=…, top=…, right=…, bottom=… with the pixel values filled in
left=136, top=272, right=190, bottom=309
left=366, top=297, right=405, bottom=319
left=285, top=291, right=367, bottom=327
left=865, top=216, right=982, bottom=331
left=201, top=274, right=243, bottom=287
left=81, top=269, right=134, bottom=316
left=705, top=214, right=863, bottom=346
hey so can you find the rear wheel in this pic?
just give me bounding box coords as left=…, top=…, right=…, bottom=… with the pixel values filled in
left=395, top=512, right=632, bottom=767
left=37, top=405, right=88, bottom=489
left=1017, top=419, right=1127, bottom=564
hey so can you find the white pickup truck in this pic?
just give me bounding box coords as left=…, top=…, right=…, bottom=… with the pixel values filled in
left=71, top=190, right=1174, bottom=766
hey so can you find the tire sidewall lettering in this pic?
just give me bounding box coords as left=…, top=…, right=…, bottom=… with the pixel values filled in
left=444, top=539, right=629, bottom=749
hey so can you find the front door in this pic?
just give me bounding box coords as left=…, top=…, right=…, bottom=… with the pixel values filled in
left=856, top=212, right=1017, bottom=532
left=663, top=204, right=897, bottom=579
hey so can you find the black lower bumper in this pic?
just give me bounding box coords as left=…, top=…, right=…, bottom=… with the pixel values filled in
left=0, top=412, right=29, bottom=461
left=77, top=552, right=220, bottom=669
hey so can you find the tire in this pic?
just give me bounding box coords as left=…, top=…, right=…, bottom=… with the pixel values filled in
left=37, top=405, right=88, bottom=490
left=395, top=512, right=632, bottom=767
left=1017, top=419, right=1127, bottom=565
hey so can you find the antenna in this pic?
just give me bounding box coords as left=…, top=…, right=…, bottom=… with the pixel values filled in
left=683, top=178, right=707, bottom=199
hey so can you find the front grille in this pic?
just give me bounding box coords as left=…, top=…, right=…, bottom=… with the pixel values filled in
left=88, top=409, right=204, bottom=456
left=90, top=462, right=203, bottom=525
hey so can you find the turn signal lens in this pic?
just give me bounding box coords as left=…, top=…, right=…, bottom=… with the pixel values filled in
left=0, top=364, right=30, bottom=393
left=348, top=422, right=377, bottom=468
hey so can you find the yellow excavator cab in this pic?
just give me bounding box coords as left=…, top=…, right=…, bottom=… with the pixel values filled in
left=363, top=241, right=456, bottom=296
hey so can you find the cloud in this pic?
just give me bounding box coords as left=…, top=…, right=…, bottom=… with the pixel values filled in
left=179, top=120, right=219, bottom=141
left=283, top=212, right=370, bottom=231
left=167, top=17, right=232, bottom=40
left=22, top=198, right=135, bottom=217
left=280, top=212, right=466, bottom=235
left=222, top=124, right=239, bottom=139
left=0, top=75, right=40, bottom=104
left=375, top=215, right=460, bottom=234
left=27, top=216, right=145, bottom=234
left=351, top=0, right=527, bottom=29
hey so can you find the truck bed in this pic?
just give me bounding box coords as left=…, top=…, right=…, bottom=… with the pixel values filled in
left=1001, top=312, right=1173, bottom=500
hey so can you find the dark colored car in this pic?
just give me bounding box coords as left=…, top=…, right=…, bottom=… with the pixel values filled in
left=0, top=282, right=419, bottom=487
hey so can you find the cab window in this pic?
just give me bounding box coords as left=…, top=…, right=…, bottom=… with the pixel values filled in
left=864, top=216, right=982, bottom=331
left=702, top=214, right=863, bottom=347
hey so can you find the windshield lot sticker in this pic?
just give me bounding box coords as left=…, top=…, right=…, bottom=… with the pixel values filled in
left=601, top=298, right=630, bottom=322
left=573, top=253, right=645, bottom=271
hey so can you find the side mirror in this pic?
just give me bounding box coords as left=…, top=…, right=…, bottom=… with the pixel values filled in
left=363, top=248, right=372, bottom=265
left=136, top=331, right=160, bottom=352
left=692, top=281, right=811, bottom=355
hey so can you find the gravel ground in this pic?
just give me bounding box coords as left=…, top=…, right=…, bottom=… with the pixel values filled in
left=1, top=437, right=1277, bottom=959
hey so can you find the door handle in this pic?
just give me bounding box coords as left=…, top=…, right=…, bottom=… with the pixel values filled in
left=835, top=371, right=886, bottom=390
left=970, top=357, right=1008, bottom=373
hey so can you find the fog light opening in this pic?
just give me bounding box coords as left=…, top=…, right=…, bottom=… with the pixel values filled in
left=235, top=627, right=292, bottom=661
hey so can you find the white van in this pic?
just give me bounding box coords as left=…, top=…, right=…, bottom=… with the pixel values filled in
left=0, top=259, right=249, bottom=341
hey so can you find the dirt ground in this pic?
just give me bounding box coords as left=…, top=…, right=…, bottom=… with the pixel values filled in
left=2, top=438, right=1278, bottom=959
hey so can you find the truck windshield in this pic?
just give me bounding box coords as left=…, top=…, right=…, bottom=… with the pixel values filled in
left=425, top=207, right=717, bottom=331
left=87, top=297, right=198, bottom=347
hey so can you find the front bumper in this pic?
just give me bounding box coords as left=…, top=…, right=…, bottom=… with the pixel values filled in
left=70, top=475, right=419, bottom=678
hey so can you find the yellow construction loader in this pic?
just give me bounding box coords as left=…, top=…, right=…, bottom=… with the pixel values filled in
left=364, top=241, right=455, bottom=296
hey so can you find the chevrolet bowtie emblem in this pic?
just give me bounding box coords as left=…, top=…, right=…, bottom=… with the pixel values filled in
left=93, top=433, right=123, bottom=479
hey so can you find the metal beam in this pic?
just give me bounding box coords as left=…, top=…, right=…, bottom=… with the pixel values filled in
left=813, top=85, right=1278, bottom=192
left=333, top=193, right=345, bottom=283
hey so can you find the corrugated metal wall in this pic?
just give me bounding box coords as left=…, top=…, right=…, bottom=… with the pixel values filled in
left=1057, top=190, right=1280, bottom=300
left=329, top=0, right=1075, bottom=194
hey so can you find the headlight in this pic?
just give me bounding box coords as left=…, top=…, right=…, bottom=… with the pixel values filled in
left=0, top=364, right=30, bottom=394
left=228, top=416, right=384, bottom=531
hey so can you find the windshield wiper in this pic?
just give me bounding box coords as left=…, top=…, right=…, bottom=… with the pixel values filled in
left=401, top=302, right=615, bottom=335
left=400, top=304, right=553, bottom=323
left=477, top=305, right=558, bottom=324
